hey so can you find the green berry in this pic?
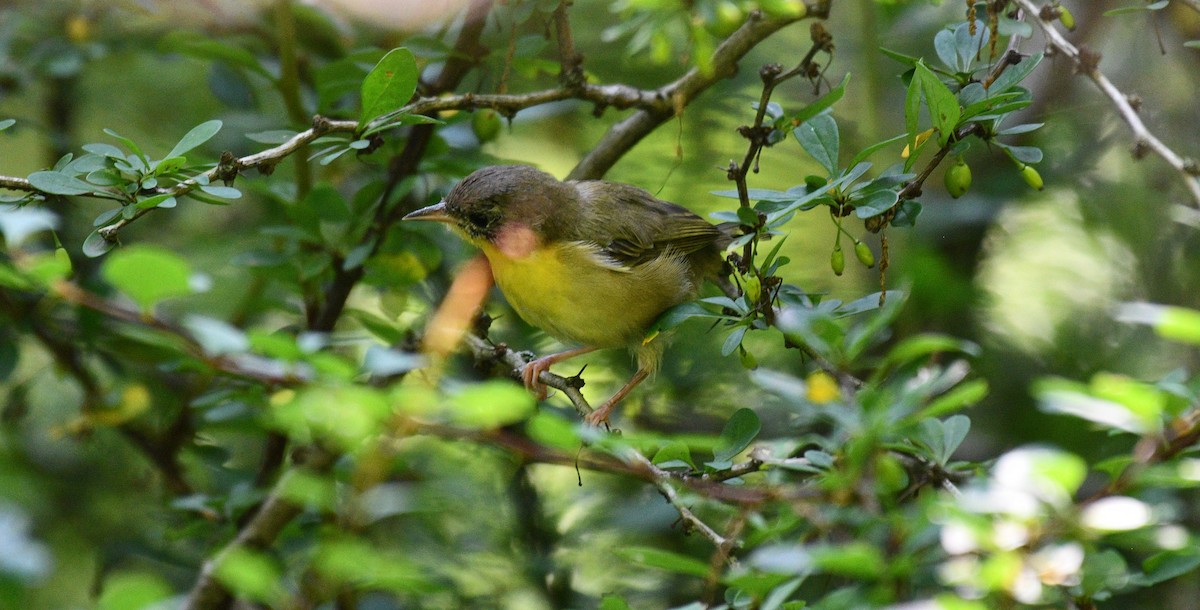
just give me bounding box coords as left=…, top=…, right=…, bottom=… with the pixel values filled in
left=830, top=244, right=845, bottom=276
left=854, top=241, right=875, bottom=269
left=944, top=158, right=972, bottom=199
left=471, top=109, right=502, bottom=143
left=1020, top=164, right=1044, bottom=191
left=1058, top=5, right=1076, bottom=31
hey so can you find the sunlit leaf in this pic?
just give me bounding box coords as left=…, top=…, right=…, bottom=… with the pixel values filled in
left=102, top=245, right=194, bottom=310
left=360, top=47, right=418, bottom=127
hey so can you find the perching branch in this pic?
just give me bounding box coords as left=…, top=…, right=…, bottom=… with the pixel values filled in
left=463, top=332, right=594, bottom=418
left=1013, top=0, right=1200, bottom=207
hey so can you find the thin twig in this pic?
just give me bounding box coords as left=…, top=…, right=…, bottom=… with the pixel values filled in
left=1012, top=0, right=1200, bottom=207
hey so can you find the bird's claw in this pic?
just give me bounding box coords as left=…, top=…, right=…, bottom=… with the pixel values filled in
left=584, top=401, right=615, bottom=427
left=521, top=357, right=553, bottom=400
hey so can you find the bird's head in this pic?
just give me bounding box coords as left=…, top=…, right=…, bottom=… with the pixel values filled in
left=403, top=165, right=570, bottom=249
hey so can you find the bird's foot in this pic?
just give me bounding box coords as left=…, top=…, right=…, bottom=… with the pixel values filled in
left=519, top=346, right=598, bottom=401
left=521, top=355, right=555, bottom=400
left=584, top=401, right=616, bottom=427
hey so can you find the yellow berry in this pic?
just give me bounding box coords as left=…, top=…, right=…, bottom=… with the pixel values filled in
left=806, top=370, right=840, bottom=403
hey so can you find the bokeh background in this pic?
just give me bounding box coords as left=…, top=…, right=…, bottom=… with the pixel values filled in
left=2, top=0, right=1200, bottom=607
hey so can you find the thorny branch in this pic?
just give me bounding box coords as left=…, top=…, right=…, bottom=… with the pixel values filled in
left=0, top=4, right=834, bottom=609
left=1012, top=0, right=1200, bottom=207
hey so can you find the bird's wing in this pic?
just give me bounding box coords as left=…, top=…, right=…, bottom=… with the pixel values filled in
left=571, top=181, right=722, bottom=268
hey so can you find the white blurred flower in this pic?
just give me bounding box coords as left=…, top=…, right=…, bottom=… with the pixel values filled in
left=992, top=520, right=1030, bottom=551
left=941, top=521, right=979, bottom=555
left=1081, top=496, right=1154, bottom=532
left=1154, top=524, right=1189, bottom=550
left=937, top=555, right=980, bottom=586
left=314, top=0, right=475, bottom=30
left=958, top=486, right=1040, bottom=519
left=1010, top=565, right=1043, bottom=604
left=1029, top=543, right=1084, bottom=586
left=993, top=447, right=1085, bottom=507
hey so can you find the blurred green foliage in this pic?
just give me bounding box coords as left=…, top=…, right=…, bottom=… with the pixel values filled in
left=1, top=1, right=1200, bottom=609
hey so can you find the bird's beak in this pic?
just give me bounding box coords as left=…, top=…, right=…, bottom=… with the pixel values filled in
left=403, top=201, right=452, bottom=223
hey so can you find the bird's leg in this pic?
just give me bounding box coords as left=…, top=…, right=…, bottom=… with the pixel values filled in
left=521, top=346, right=597, bottom=399
left=584, top=368, right=650, bottom=426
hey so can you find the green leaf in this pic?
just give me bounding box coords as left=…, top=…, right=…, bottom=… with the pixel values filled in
left=881, top=333, right=980, bottom=371
left=1035, top=377, right=1155, bottom=434
left=811, top=542, right=885, bottom=579
left=952, top=21, right=987, bottom=73
left=1118, top=302, right=1200, bottom=345
left=721, top=325, right=748, bottom=357
left=159, top=31, right=269, bottom=76
left=713, top=407, right=760, bottom=462
left=135, top=194, right=176, bottom=210
left=792, top=73, right=850, bottom=126
left=919, top=414, right=971, bottom=465
left=360, top=47, right=419, bottom=127
left=103, top=128, right=150, bottom=168
left=525, top=412, right=582, bottom=451
left=102, top=245, right=194, bottom=310
left=97, top=571, right=173, bottom=610
left=213, top=547, right=284, bottom=606
left=1142, top=548, right=1200, bottom=586
left=653, top=441, right=696, bottom=470
left=852, top=188, right=899, bottom=219
left=913, top=61, right=961, bottom=146
left=200, top=185, right=241, bottom=199
left=614, top=546, right=710, bottom=577
left=599, top=595, right=633, bottom=610
left=448, top=381, right=535, bottom=428
left=0, top=118, right=15, bottom=132
left=166, top=119, right=222, bottom=160
left=794, top=113, right=839, bottom=175
left=989, top=52, right=1042, bottom=94
left=246, top=130, right=299, bottom=144
left=912, top=379, right=989, bottom=421
left=83, top=230, right=116, bottom=257
left=933, top=28, right=959, bottom=72
left=848, top=133, right=907, bottom=168
left=27, top=171, right=95, bottom=195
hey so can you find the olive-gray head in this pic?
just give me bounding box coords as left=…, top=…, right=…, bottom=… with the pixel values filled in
left=402, top=165, right=573, bottom=243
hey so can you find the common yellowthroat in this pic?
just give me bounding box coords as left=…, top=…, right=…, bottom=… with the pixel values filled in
left=404, top=165, right=734, bottom=425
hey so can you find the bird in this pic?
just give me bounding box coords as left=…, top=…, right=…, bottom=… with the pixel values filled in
left=403, top=164, right=734, bottom=425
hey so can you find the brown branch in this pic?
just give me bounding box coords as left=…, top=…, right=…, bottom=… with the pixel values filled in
left=1012, top=0, right=1200, bottom=207
left=1085, top=407, right=1200, bottom=503
left=181, top=447, right=336, bottom=610
left=49, top=281, right=309, bottom=386
left=409, top=422, right=814, bottom=506
left=568, top=1, right=832, bottom=180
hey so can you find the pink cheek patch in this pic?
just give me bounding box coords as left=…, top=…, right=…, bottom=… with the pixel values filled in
left=494, top=222, right=539, bottom=259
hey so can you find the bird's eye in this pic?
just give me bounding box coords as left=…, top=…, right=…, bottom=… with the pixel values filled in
left=465, top=207, right=497, bottom=230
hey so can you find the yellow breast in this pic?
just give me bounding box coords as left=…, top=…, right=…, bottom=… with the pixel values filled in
left=478, top=239, right=694, bottom=350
